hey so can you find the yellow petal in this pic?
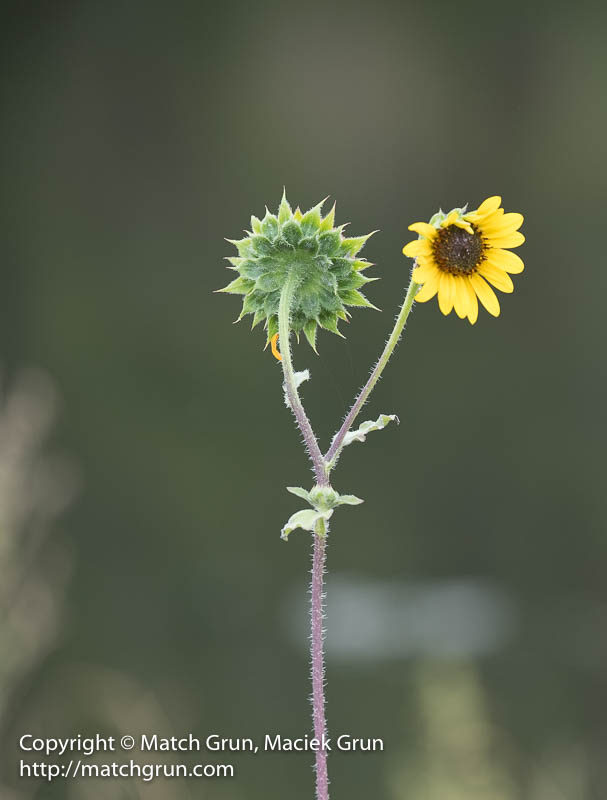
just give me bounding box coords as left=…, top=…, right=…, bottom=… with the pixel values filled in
left=412, top=263, right=438, bottom=283
left=438, top=273, right=455, bottom=315
left=481, top=212, right=524, bottom=234
left=470, top=274, right=500, bottom=317
left=479, top=208, right=503, bottom=225
left=441, top=211, right=458, bottom=228
left=487, top=248, right=524, bottom=274
left=465, top=278, right=478, bottom=324
left=270, top=333, right=282, bottom=361
left=486, top=231, right=525, bottom=248
left=481, top=221, right=524, bottom=240
left=414, top=272, right=439, bottom=303
left=478, top=263, right=514, bottom=293
left=403, top=239, right=431, bottom=257
left=453, top=277, right=469, bottom=319
left=451, top=218, right=474, bottom=234
left=475, top=196, right=502, bottom=217
left=408, top=222, right=437, bottom=239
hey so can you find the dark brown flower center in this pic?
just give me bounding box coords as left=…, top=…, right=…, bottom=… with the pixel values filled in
left=432, top=224, right=486, bottom=275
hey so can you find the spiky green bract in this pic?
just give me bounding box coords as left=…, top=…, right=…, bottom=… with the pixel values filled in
left=219, top=192, right=377, bottom=350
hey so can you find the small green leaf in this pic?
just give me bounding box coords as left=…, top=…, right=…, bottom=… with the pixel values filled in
left=338, top=272, right=376, bottom=291
left=226, top=237, right=254, bottom=257
left=343, top=414, right=398, bottom=447
left=339, top=232, right=376, bottom=256
left=317, top=230, right=341, bottom=256
left=283, top=370, right=310, bottom=408
left=256, top=273, right=281, bottom=292
left=261, top=211, right=279, bottom=238
left=300, top=292, right=321, bottom=320
left=330, top=258, right=354, bottom=279
left=429, top=210, right=446, bottom=227
left=318, top=311, right=344, bottom=338
left=352, top=259, right=374, bottom=272
left=239, top=259, right=265, bottom=279
left=266, top=315, right=279, bottom=340
left=294, top=369, right=310, bottom=389
left=282, top=220, right=303, bottom=246
left=280, top=508, right=333, bottom=541
left=278, top=191, right=292, bottom=224
left=263, top=290, right=281, bottom=317
left=239, top=290, right=264, bottom=317
left=299, top=237, right=319, bottom=253
left=251, top=235, right=274, bottom=256
left=250, top=215, right=262, bottom=234
left=340, top=289, right=379, bottom=309
left=336, top=494, right=364, bottom=505
left=286, top=486, right=311, bottom=501
left=303, top=319, right=318, bottom=352
left=319, top=203, right=335, bottom=231
left=300, top=203, right=323, bottom=236
left=216, top=276, right=254, bottom=295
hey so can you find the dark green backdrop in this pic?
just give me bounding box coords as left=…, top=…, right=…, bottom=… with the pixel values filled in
left=2, top=1, right=606, bottom=798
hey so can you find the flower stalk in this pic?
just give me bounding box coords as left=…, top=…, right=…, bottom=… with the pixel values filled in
left=325, top=277, right=420, bottom=469
left=278, top=274, right=329, bottom=487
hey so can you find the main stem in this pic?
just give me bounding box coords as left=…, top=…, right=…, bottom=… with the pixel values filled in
left=311, top=522, right=329, bottom=800
left=325, top=277, right=419, bottom=467
left=279, top=276, right=330, bottom=800
left=278, top=273, right=419, bottom=800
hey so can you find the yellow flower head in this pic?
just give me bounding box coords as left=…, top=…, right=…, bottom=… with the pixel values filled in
left=402, top=196, right=524, bottom=324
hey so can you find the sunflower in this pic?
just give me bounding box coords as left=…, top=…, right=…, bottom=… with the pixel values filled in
left=219, top=192, right=377, bottom=351
left=402, top=196, right=524, bottom=324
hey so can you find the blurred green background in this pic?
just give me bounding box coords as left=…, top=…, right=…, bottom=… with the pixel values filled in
left=1, top=1, right=606, bottom=797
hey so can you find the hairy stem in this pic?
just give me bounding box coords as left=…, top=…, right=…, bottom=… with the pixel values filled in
left=279, top=272, right=419, bottom=800
left=279, top=275, right=331, bottom=799
left=325, top=277, right=420, bottom=467
left=278, top=275, right=329, bottom=487
left=311, top=521, right=329, bottom=800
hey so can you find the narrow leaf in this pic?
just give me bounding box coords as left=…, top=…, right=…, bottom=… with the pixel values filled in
left=300, top=203, right=323, bottom=236
left=339, top=231, right=377, bottom=256
left=261, top=211, right=279, bottom=238
left=343, top=414, right=399, bottom=447
left=278, top=190, right=292, bottom=224
left=336, top=494, right=364, bottom=505
left=319, top=203, right=335, bottom=231
left=340, top=289, right=379, bottom=309
left=303, top=320, right=318, bottom=353
left=216, top=276, right=254, bottom=295
left=266, top=314, right=279, bottom=340
left=318, top=311, right=345, bottom=338
left=286, top=486, right=311, bottom=502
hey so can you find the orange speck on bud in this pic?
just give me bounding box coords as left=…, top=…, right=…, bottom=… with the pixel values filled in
left=270, top=333, right=282, bottom=361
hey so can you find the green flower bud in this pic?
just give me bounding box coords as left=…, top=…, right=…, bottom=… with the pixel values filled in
left=218, top=191, right=378, bottom=350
